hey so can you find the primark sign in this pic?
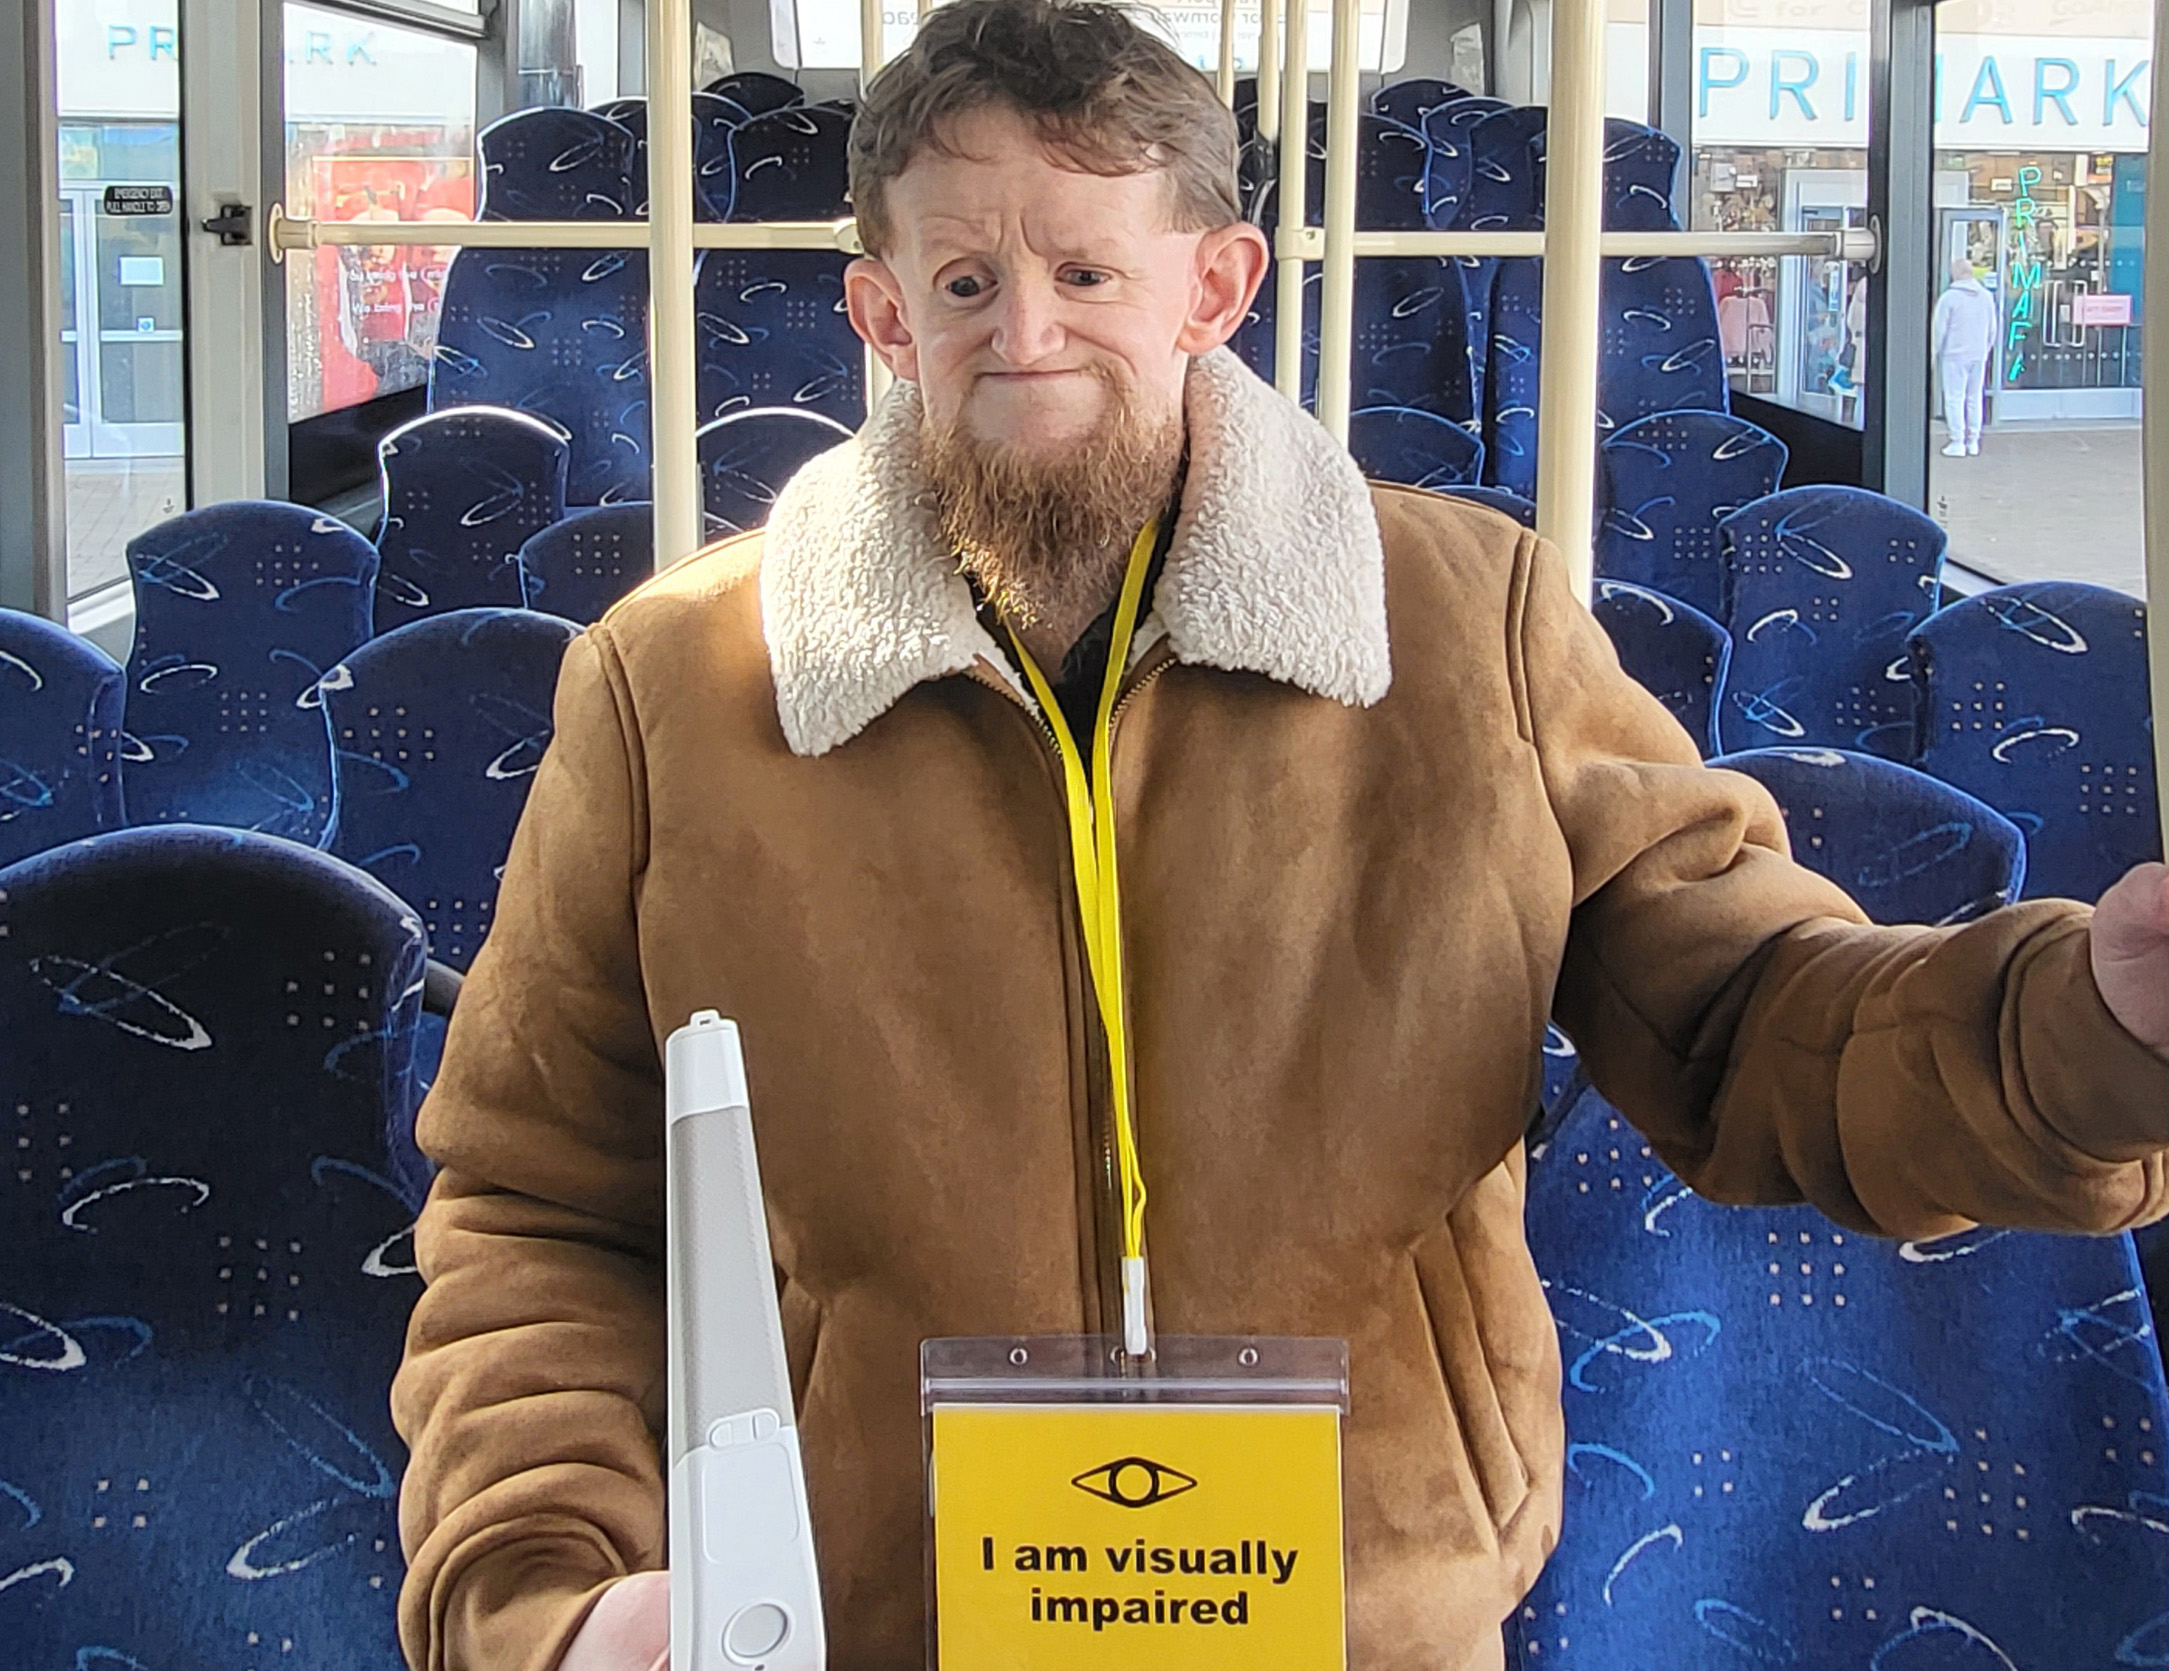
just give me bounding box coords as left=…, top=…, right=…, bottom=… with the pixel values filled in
left=1689, top=27, right=2151, bottom=151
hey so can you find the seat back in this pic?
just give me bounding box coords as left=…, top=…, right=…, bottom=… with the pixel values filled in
left=0, top=827, right=428, bottom=1668
left=322, top=608, right=580, bottom=973
left=1907, top=581, right=2160, bottom=900
left=517, top=502, right=655, bottom=625
left=1369, top=76, right=1466, bottom=128
left=1438, top=484, right=1536, bottom=527
left=476, top=106, right=637, bottom=221
left=1720, top=485, right=1946, bottom=758
left=1518, top=742, right=2169, bottom=1669
left=431, top=245, right=653, bottom=506
left=0, top=609, right=126, bottom=868
left=1717, top=745, right=2027, bottom=922
left=697, top=408, right=856, bottom=538
left=1468, top=107, right=1550, bottom=490
left=704, top=70, right=806, bottom=123
left=373, top=406, right=570, bottom=632
left=1594, top=580, right=1732, bottom=757
left=695, top=105, right=863, bottom=426
left=1596, top=410, right=1788, bottom=619
left=122, top=503, right=378, bottom=843
left=1349, top=114, right=1472, bottom=422
left=1346, top=407, right=1484, bottom=491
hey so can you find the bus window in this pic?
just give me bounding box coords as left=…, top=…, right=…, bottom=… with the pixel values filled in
left=1691, top=0, right=1869, bottom=427
left=53, top=0, right=187, bottom=604
left=283, top=4, right=478, bottom=425
left=1606, top=0, right=1650, bottom=123
left=1927, top=0, right=2147, bottom=595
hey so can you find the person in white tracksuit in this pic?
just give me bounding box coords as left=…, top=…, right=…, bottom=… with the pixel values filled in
left=1933, top=254, right=2001, bottom=456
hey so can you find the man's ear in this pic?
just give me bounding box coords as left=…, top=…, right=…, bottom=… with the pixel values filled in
left=845, top=256, right=919, bottom=382
left=1175, top=221, right=1271, bottom=357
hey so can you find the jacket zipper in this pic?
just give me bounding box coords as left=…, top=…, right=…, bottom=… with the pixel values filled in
left=966, top=644, right=1176, bottom=1342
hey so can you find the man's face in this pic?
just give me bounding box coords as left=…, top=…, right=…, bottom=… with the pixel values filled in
left=845, top=104, right=1266, bottom=458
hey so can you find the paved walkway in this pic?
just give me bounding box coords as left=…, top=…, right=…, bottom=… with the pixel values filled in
left=65, top=456, right=185, bottom=600
left=1929, top=421, right=2144, bottom=598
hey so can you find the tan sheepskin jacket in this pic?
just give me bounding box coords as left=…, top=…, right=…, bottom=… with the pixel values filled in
left=392, top=349, right=2169, bottom=1671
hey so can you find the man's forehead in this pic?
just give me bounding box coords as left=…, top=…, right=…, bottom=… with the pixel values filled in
left=887, top=106, right=1180, bottom=236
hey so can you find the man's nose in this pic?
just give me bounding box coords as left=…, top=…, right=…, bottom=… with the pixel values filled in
left=990, top=274, right=1065, bottom=366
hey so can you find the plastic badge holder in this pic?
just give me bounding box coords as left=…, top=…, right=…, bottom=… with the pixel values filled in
left=922, top=1335, right=1351, bottom=1671
left=666, top=1011, right=827, bottom=1670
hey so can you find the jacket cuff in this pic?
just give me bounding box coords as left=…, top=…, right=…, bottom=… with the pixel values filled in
left=2019, top=915, right=2169, bottom=1163
left=408, top=1534, right=628, bottom=1671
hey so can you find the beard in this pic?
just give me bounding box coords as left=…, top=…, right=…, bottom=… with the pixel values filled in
left=920, top=366, right=1184, bottom=630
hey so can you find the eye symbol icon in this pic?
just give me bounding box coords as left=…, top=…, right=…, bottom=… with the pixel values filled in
left=1071, top=1456, right=1199, bottom=1509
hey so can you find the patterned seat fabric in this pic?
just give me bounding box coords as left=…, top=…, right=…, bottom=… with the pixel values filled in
left=1720, top=485, right=1946, bottom=759
left=1438, top=484, right=1536, bottom=528
left=1516, top=749, right=2169, bottom=1670
left=1488, top=119, right=1728, bottom=496
left=1346, top=407, right=1483, bottom=491
left=1716, top=746, right=2028, bottom=922
left=601, top=95, right=743, bottom=221
left=0, top=609, right=126, bottom=868
left=320, top=607, right=580, bottom=974
left=0, top=827, right=428, bottom=1669
left=697, top=408, right=856, bottom=538
left=1906, top=582, right=2160, bottom=903
left=372, top=407, right=569, bottom=632
left=476, top=106, right=637, bottom=221
left=517, top=502, right=654, bottom=625
left=1594, top=580, right=1733, bottom=757
left=122, top=503, right=378, bottom=845
left=694, top=105, right=864, bottom=426
left=431, top=245, right=653, bottom=506
left=1597, top=410, right=1788, bottom=620
left=1369, top=76, right=1467, bottom=129
left=704, top=70, right=806, bottom=124
left=1348, top=114, right=1472, bottom=426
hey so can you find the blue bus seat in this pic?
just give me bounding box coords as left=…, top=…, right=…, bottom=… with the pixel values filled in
left=0, top=608, right=126, bottom=868
left=0, top=826, right=428, bottom=1669
left=518, top=502, right=655, bottom=626
left=1720, top=485, right=1946, bottom=759
left=1594, top=580, right=1734, bottom=758
left=1517, top=747, right=2169, bottom=1669
left=1597, top=409, right=1788, bottom=621
left=372, top=406, right=569, bottom=632
left=121, top=503, right=378, bottom=845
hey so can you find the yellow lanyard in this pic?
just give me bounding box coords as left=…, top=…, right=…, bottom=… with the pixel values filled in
left=1007, top=519, right=1158, bottom=1357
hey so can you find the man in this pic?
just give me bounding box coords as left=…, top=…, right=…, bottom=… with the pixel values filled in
left=392, top=6, right=2169, bottom=1669
left=1933, top=253, right=2000, bottom=457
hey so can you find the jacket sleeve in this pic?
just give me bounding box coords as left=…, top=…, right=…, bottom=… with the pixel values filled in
left=392, top=623, right=667, bottom=1671
left=1520, top=535, right=2169, bottom=1239
left=1930, top=290, right=1952, bottom=360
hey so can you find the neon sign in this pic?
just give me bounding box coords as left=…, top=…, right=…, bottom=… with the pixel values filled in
left=2004, top=165, right=2047, bottom=385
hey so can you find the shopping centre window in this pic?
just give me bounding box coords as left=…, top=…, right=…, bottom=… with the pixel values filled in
left=773, top=0, right=1410, bottom=74
left=283, top=2, right=477, bottom=423
left=1926, top=0, right=2148, bottom=595
left=1690, top=0, right=1870, bottom=428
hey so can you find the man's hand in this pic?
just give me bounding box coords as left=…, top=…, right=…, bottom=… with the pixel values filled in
left=2093, top=862, right=2169, bottom=1062
left=562, top=1570, right=669, bottom=1671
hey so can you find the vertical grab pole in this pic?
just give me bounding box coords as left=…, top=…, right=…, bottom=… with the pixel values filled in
left=1315, top=0, right=1361, bottom=442
left=648, top=0, right=704, bottom=567
left=1257, top=0, right=1282, bottom=140
left=1273, top=0, right=1309, bottom=401
left=1217, top=0, right=1238, bottom=103
left=2145, top=0, right=2169, bottom=856
left=1533, top=0, right=1606, bottom=600
left=861, top=0, right=893, bottom=413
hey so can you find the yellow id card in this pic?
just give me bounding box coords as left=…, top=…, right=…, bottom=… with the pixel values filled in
left=930, top=1402, right=1347, bottom=1670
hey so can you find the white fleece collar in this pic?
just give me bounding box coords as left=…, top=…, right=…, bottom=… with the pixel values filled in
left=759, top=347, right=1390, bottom=757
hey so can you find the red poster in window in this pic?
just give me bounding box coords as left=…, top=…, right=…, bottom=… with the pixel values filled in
left=310, top=150, right=476, bottom=413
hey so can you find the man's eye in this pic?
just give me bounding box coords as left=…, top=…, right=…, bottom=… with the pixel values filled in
left=1064, top=269, right=1111, bottom=287
left=946, top=275, right=987, bottom=298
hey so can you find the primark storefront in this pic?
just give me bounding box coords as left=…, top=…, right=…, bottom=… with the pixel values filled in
left=1638, top=0, right=2154, bottom=428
